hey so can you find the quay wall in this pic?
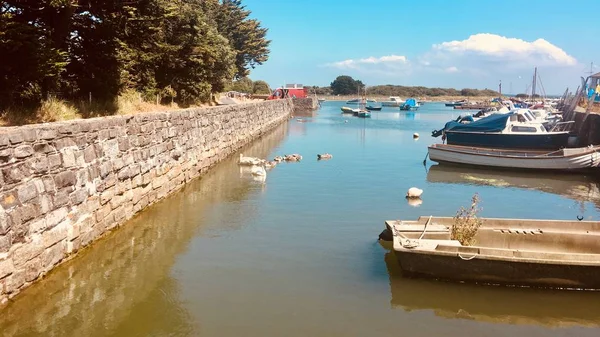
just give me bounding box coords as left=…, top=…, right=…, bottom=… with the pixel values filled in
left=292, top=97, right=318, bottom=112
left=569, top=110, right=600, bottom=146
left=0, top=99, right=295, bottom=303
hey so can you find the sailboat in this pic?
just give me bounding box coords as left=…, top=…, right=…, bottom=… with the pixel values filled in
left=353, top=86, right=371, bottom=118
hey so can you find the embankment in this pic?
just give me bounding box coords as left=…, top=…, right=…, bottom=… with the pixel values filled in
left=0, top=98, right=305, bottom=303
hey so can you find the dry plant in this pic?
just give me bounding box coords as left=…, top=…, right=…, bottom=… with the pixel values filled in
left=451, top=193, right=483, bottom=246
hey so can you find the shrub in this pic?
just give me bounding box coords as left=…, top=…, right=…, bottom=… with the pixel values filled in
left=451, top=193, right=483, bottom=246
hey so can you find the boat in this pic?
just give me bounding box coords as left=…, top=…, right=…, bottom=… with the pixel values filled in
left=357, top=110, right=371, bottom=118
left=431, top=111, right=574, bottom=150
left=341, top=106, right=354, bottom=114
left=400, top=98, right=420, bottom=111
left=381, top=96, right=404, bottom=107
left=346, top=98, right=376, bottom=104
left=445, top=100, right=466, bottom=107
left=428, top=144, right=600, bottom=171
left=379, top=216, right=600, bottom=290
left=382, top=248, right=600, bottom=327
left=365, top=105, right=382, bottom=111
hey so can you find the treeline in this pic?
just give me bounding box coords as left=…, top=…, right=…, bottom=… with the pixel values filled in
left=0, top=0, right=270, bottom=110
left=311, top=75, right=499, bottom=97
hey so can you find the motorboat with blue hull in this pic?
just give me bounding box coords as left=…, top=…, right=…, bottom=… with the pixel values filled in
left=433, top=110, right=573, bottom=150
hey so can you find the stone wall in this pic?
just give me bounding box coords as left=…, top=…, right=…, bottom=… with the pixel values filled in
left=292, top=97, right=318, bottom=113
left=0, top=99, right=293, bottom=303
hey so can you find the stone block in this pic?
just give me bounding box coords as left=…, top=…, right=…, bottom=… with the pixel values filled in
left=54, top=171, right=77, bottom=189
left=42, top=176, right=56, bottom=193
left=17, top=183, right=38, bottom=203
left=33, top=142, right=56, bottom=154
left=39, top=194, right=53, bottom=215
left=42, top=221, right=68, bottom=248
left=48, top=153, right=62, bottom=169
left=0, top=134, right=8, bottom=147
left=0, top=206, right=9, bottom=235
left=53, top=137, right=76, bottom=150
left=83, top=145, right=96, bottom=163
left=23, top=257, right=42, bottom=282
left=99, top=161, right=113, bottom=178
left=37, top=128, right=57, bottom=140
left=46, top=207, right=68, bottom=229
left=102, top=139, right=119, bottom=158
left=22, top=129, right=37, bottom=142
left=8, top=131, right=24, bottom=144
left=0, top=233, right=10, bottom=253
left=1, top=165, right=27, bottom=185
left=61, top=148, right=77, bottom=168
left=0, top=148, right=12, bottom=164
left=42, top=241, right=66, bottom=271
left=0, top=258, right=15, bottom=280
left=69, top=188, right=88, bottom=205
left=29, top=218, right=46, bottom=234
left=29, top=155, right=49, bottom=174
left=100, top=189, right=114, bottom=205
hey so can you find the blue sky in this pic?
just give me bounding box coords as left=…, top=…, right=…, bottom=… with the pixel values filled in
left=244, top=0, right=597, bottom=94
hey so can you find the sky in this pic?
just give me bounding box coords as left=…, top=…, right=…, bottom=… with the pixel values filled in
left=243, top=0, right=597, bottom=95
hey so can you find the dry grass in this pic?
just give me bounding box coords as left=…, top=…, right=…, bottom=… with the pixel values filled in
left=451, top=193, right=483, bottom=246
left=0, top=90, right=197, bottom=126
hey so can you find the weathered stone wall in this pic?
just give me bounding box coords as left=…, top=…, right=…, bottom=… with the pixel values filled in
left=566, top=109, right=600, bottom=146
left=292, top=97, right=318, bottom=113
left=0, top=99, right=293, bottom=303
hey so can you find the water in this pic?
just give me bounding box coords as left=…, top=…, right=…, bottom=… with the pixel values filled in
left=2, top=102, right=600, bottom=336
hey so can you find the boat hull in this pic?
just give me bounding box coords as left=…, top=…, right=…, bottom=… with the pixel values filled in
left=446, top=131, right=570, bottom=150
left=396, top=250, right=600, bottom=289
left=428, top=144, right=600, bottom=170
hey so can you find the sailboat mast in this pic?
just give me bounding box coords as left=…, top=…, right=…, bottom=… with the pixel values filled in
left=531, top=67, right=537, bottom=100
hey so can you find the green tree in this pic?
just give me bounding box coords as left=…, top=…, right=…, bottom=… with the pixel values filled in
left=209, top=0, right=271, bottom=79
left=330, top=75, right=364, bottom=95
left=252, top=80, right=271, bottom=94
left=230, top=77, right=253, bottom=93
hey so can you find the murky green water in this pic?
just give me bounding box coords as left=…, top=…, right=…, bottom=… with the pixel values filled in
left=2, top=102, right=600, bottom=337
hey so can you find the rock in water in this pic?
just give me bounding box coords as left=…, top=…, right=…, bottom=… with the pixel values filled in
left=406, top=187, right=423, bottom=198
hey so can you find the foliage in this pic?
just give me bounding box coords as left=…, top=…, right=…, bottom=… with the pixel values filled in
left=0, top=0, right=270, bottom=117
left=314, top=80, right=499, bottom=97
left=230, top=77, right=254, bottom=93
left=330, top=75, right=365, bottom=95
left=515, top=93, right=541, bottom=99
left=252, top=80, right=271, bottom=94
left=451, top=194, right=483, bottom=246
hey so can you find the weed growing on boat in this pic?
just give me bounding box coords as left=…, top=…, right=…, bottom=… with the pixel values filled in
left=451, top=193, right=483, bottom=246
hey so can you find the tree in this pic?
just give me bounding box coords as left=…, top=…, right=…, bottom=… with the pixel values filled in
left=209, top=0, right=271, bottom=79
left=230, top=77, right=253, bottom=93
left=252, top=80, right=271, bottom=94
left=330, top=75, right=364, bottom=95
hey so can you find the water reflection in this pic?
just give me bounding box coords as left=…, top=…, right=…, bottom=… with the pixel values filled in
left=384, top=249, right=600, bottom=327
left=0, top=123, right=289, bottom=337
left=426, top=164, right=600, bottom=205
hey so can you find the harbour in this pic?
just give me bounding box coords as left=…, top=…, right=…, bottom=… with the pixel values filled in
left=2, top=101, right=600, bottom=336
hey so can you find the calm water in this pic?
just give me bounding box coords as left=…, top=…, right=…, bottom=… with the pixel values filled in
left=2, top=102, right=600, bottom=337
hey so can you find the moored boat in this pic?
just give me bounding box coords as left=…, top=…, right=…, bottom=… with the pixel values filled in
left=400, top=98, right=420, bottom=111
left=432, top=111, right=574, bottom=150
left=365, top=105, right=382, bottom=111
left=341, top=106, right=354, bottom=114
left=428, top=144, right=600, bottom=171
left=381, top=96, right=404, bottom=107
left=357, top=110, right=371, bottom=118
left=380, top=216, right=600, bottom=290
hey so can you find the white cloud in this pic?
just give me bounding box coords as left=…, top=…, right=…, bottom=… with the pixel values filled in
left=432, top=33, right=576, bottom=66
left=327, top=54, right=407, bottom=69
left=445, top=66, right=459, bottom=73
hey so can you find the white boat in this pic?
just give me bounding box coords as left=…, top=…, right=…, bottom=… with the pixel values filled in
left=381, top=96, right=404, bottom=107
left=428, top=144, right=600, bottom=171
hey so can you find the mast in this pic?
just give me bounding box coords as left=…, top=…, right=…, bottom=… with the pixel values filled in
left=531, top=67, right=537, bottom=100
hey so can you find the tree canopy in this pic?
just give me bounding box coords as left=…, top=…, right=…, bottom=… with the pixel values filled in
left=0, top=0, right=271, bottom=109
left=330, top=76, right=365, bottom=95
